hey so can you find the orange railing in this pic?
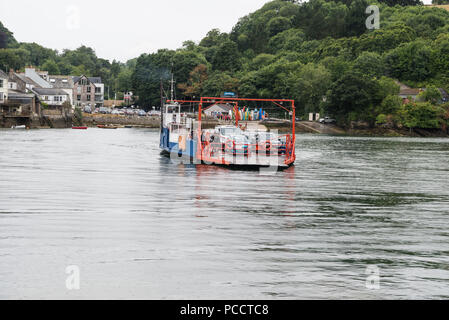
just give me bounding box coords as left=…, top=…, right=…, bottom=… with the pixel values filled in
left=200, top=133, right=295, bottom=164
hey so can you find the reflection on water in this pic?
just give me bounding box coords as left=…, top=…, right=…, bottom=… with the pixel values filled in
left=0, top=128, right=448, bottom=299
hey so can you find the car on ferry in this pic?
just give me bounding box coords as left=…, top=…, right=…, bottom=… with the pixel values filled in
left=224, top=134, right=249, bottom=156
left=245, top=131, right=286, bottom=155
left=210, top=126, right=249, bottom=156
left=214, top=125, right=244, bottom=140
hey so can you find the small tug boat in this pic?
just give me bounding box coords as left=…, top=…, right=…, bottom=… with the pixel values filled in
left=160, top=98, right=296, bottom=169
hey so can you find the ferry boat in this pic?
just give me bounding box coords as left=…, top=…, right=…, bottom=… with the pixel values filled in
left=159, top=79, right=296, bottom=169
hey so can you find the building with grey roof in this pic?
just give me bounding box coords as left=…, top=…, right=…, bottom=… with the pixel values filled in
left=73, top=75, right=104, bottom=108
left=25, top=68, right=52, bottom=88
left=32, top=87, right=70, bottom=107
left=49, top=75, right=75, bottom=106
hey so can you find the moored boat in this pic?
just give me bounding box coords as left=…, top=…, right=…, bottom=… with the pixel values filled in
left=11, top=125, right=27, bottom=129
left=97, top=124, right=119, bottom=129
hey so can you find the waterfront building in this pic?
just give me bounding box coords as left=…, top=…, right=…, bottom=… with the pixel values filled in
left=32, top=87, right=70, bottom=107
left=203, top=103, right=234, bottom=117
left=0, top=70, right=9, bottom=103
left=73, top=75, right=104, bottom=108
left=48, top=75, right=75, bottom=106
left=24, top=68, right=52, bottom=88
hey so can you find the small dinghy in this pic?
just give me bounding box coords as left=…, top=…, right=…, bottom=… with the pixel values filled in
left=72, top=126, right=88, bottom=130
left=97, top=124, right=119, bottom=129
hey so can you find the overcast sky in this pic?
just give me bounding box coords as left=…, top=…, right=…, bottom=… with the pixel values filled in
left=0, top=0, right=269, bottom=62
left=0, top=0, right=434, bottom=62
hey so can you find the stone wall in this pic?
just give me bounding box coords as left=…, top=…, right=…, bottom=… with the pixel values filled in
left=82, top=114, right=161, bottom=127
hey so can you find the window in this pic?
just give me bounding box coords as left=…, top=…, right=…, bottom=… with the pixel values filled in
left=87, top=95, right=91, bottom=101
left=77, top=87, right=81, bottom=94
left=0, top=79, right=3, bottom=88
left=77, top=95, right=81, bottom=101
left=0, top=93, right=3, bottom=101
left=87, top=86, right=91, bottom=93
left=45, top=96, right=49, bottom=101
left=95, top=87, right=101, bottom=93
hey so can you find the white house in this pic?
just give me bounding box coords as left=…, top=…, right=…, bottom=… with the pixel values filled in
left=49, top=75, right=74, bottom=107
left=204, top=103, right=235, bottom=117
left=32, top=88, right=70, bottom=106
left=0, top=70, right=9, bottom=103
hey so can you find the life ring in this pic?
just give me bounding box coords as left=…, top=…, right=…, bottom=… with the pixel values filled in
left=265, top=141, right=271, bottom=151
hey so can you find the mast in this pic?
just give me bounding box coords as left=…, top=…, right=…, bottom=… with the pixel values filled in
left=160, top=78, right=164, bottom=131
left=170, top=73, right=175, bottom=102
left=169, top=62, right=176, bottom=104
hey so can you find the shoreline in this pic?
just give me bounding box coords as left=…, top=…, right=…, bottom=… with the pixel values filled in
left=263, top=121, right=449, bottom=138
left=2, top=115, right=448, bottom=138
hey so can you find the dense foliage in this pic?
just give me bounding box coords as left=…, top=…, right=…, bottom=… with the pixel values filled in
left=1, top=0, right=449, bottom=130
left=130, top=0, right=449, bottom=130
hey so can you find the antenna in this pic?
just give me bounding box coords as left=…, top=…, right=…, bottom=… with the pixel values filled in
left=170, top=73, right=174, bottom=102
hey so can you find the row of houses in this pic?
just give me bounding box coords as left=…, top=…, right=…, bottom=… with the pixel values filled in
left=1, top=67, right=105, bottom=127
left=0, top=67, right=104, bottom=111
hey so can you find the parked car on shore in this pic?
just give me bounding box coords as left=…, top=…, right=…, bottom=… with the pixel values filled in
left=83, top=106, right=92, bottom=113
left=148, top=110, right=161, bottom=116
left=138, top=110, right=147, bottom=117
left=99, top=107, right=110, bottom=114
left=319, top=117, right=336, bottom=124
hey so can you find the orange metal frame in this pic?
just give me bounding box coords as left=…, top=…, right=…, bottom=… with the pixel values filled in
left=165, top=97, right=296, bottom=166
left=198, top=97, right=296, bottom=166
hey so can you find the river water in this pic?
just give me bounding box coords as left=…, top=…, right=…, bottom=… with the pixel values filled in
left=0, top=128, right=448, bottom=300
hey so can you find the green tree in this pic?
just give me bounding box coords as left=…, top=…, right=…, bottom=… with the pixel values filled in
left=400, top=102, right=444, bottom=129
left=267, top=16, right=292, bottom=37
left=0, top=21, right=18, bottom=48
left=384, top=40, right=434, bottom=82
left=178, top=64, right=209, bottom=97
left=378, top=95, right=403, bottom=115
left=378, top=0, right=423, bottom=5
left=199, top=29, right=229, bottom=47
left=289, top=63, right=332, bottom=115
left=352, top=51, right=384, bottom=78
left=326, top=72, right=383, bottom=124
left=212, top=40, right=241, bottom=72
left=417, top=85, right=442, bottom=104
left=202, top=72, right=239, bottom=97
left=41, top=59, right=60, bottom=74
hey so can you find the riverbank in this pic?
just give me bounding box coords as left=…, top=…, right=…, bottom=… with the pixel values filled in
left=2, top=114, right=447, bottom=138
left=263, top=120, right=449, bottom=137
